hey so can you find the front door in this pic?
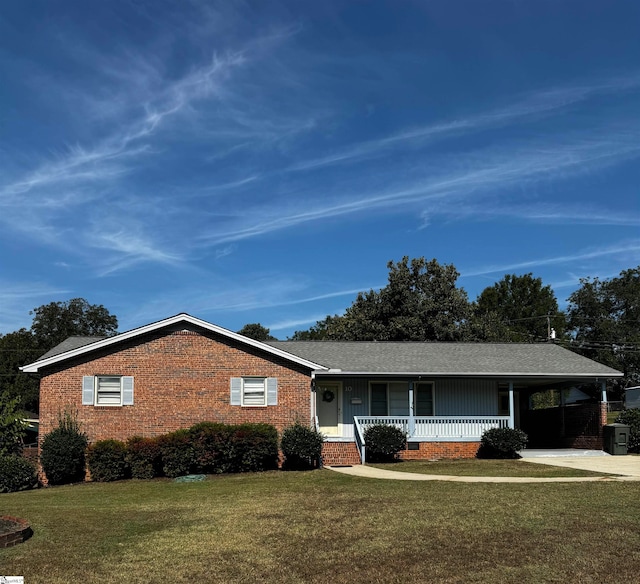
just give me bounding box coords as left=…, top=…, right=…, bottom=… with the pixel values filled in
left=316, top=382, right=341, bottom=436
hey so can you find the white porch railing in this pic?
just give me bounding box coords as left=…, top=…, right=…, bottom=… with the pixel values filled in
left=353, top=416, right=510, bottom=441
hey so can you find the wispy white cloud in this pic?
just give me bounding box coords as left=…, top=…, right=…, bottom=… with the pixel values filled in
left=267, top=315, right=328, bottom=332
left=198, top=123, right=640, bottom=246
left=0, top=282, right=70, bottom=332
left=463, top=241, right=640, bottom=278
left=285, top=73, right=640, bottom=173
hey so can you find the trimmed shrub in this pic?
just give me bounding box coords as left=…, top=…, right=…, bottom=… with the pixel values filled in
left=225, top=424, right=279, bottom=473
left=40, top=411, right=88, bottom=484
left=0, top=455, right=38, bottom=493
left=87, top=440, right=128, bottom=482
left=126, top=436, right=163, bottom=479
left=157, top=429, right=194, bottom=478
left=364, top=424, right=406, bottom=462
left=615, top=409, right=640, bottom=453
left=477, top=427, right=528, bottom=459
left=189, top=422, right=232, bottom=474
left=281, top=422, right=324, bottom=470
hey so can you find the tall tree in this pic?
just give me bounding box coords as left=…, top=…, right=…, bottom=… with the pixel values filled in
left=290, top=315, right=340, bottom=340
left=30, top=298, right=118, bottom=352
left=473, top=273, right=564, bottom=342
left=0, top=329, right=41, bottom=413
left=320, top=257, right=470, bottom=341
left=237, top=323, right=276, bottom=341
left=566, top=267, right=640, bottom=394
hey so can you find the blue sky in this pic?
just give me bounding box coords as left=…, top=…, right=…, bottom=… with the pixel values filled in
left=1, top=1, right=639, bottom=339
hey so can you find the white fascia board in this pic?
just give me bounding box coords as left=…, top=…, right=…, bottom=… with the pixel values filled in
left=313, top=370, right=624, bottom=379
left=20, top=313, right=328, bottom=373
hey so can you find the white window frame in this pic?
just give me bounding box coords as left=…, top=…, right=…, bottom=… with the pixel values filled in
left=95, top=375, right=123, bottom=406
left=241, top=377, right=267, bottom=407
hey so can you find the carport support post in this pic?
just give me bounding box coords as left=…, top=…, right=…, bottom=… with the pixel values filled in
left=408, top=382, right=415, bottom=438
left=508, top=381, right=515, bottom=429
left=600, top=380, right=607, bottom=404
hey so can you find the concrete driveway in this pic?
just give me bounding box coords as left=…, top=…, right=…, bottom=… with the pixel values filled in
left=521, top=454, right=640, bottom=478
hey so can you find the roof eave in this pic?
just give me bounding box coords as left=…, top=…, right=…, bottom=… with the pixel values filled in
left=313, top=370, right=624, bottom=379
left=20, top=313, right=328, bottom=373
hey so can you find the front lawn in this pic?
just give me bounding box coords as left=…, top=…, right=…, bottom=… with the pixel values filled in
left=2, top=470, right=640, bottom=583
left=368, top=459, right=615, bottom=477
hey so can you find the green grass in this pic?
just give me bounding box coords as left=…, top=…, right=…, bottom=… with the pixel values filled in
left=368, top=459, right=614, bottom=477
left=2, top=471, right=640, bottom=583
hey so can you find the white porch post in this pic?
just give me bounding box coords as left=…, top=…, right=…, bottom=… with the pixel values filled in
left=408, top=382, right=415, bottom=438
left=508, top=381, right=515, bottom=429
left=600, top=380, right=607, bottom=404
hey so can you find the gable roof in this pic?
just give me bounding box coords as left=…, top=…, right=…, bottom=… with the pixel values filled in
left=20, top=314, right=327, bottom=373
left=20, top=313, right=623, bottom=380
left=267, top=341, right=623, bottom=379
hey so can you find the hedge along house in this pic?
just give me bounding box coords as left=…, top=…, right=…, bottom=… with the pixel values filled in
left=21, top=314, right=622, bottom=466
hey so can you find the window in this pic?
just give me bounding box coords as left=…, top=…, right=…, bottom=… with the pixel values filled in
left=415, top=383, right=434, bottom=416
left=242, top=377, right=266, bottom=406
left=230, top=377, right=278, bottom=406
left=97, top=376, right=123, bottom=405
left=369, top=381, right=434, bottom=416
left=82, top=375, right=134, bottom=406
left=370, top=383, right=387, bottom=415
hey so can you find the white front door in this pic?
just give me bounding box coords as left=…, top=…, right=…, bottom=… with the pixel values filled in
left=316, top=382, right=341, bottom=436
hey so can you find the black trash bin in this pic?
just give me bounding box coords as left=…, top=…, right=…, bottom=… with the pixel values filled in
left=603, top=423, right=629, bottom=455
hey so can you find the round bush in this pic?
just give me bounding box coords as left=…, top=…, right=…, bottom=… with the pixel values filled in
left=157, top=429, right=195, bottom=478
left=126, top=436, right=162, bottom=479
left=363, top=424, right=406, bottom=462
left=615, top=409, right=640, bottom=453
left=225, top=424, right=279, bottom=473
left=188, top=422, right=231, bottom=474
left=281, top=423, right=324, bottom=470
left=0, top=455, right=38, bottom=493
left=477, top=427, right=528, bottom=459
left=40, top=426, right=88, bottom=485
left=87, top=440, right=129, bottom=482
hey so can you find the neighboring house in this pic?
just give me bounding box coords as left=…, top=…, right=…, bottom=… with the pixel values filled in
left=21, top=313, right=622, bottom=465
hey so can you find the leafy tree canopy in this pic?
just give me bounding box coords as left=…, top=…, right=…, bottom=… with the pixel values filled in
left=0, top=391, right=27, bottom=456
left=237, top=323, right=276, bottom=341
left=0, top=329, right=40, bottom=413
left=30, top=298, right=118, bottom=352
left=472, top=273, right=564, bottom=342
left=566, top=266, right=640, bottom=393
left=298, top=257, right=470, bottom=341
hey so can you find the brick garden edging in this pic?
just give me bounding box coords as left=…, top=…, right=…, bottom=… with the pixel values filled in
left=0, top=516, right=33, bottom=548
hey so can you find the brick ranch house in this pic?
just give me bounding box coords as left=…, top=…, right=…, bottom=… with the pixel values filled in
left=21, top=313, right=622, bottom=466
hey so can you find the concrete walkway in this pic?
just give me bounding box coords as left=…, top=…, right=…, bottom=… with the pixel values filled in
left=326, top=455, right=640, bottom=483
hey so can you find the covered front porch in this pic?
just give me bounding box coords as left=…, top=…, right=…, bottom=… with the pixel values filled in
left=314, top=375, right=610, bottom=464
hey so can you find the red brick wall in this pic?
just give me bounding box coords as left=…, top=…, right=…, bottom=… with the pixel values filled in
left=322, top=442, right=362, bottom=466
left=399, top=441, right=479, bottom=460
left=321, top=440, right=479, bottom=465
left=38, top=327, right=313, bottom=446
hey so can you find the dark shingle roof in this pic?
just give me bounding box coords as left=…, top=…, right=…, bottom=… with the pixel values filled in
left=267, top=341, right=622, bottom=377
left=39, top=336, right=107, bottom=360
